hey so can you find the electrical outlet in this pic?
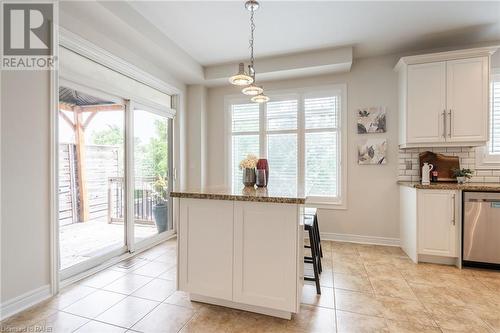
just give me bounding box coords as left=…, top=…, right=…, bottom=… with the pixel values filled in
left=405, top=160, right=412, bottom=170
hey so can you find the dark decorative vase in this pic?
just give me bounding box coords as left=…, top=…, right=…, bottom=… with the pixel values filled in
left=153, top=203, right=168, bottom=233
left=256, top=159, right=269, bottom=186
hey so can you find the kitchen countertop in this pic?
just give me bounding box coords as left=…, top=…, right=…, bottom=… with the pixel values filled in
left=171, top=186, right=306, bottom=204
left=398, top=181, right=500, bottom=192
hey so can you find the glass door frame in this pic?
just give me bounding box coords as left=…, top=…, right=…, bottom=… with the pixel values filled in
left=126, top=101, right=175, bottom=253
left=58, top=81, right=175, bottom=280
left=59, top=79, right=129, bottom=281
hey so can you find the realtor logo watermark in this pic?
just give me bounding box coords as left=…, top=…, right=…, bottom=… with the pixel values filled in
left=2, top=2, right=56, bottom=70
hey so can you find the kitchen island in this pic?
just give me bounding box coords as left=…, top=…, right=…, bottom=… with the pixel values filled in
left=170, top=187, right=306, bottom=319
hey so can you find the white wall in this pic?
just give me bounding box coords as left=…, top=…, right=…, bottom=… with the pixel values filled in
left=206, top=55, right=400, bottom=240
left=1, top=2, right=194, bottom=314
left=1, top=71, right=51, bottom=302
left=186, top=85, right=207, bottom=189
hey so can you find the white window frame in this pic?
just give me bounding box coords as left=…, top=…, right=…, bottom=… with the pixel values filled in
left=476, top=68, right=500, bottom=169
left=225, top=84, right=347, bottom=209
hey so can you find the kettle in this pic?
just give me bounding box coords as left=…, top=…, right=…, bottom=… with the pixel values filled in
left=421, top=162, right=434, bottom=185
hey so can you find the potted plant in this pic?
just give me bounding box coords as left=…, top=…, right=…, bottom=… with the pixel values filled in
left=239, top=154, right=259, bottom=187
left=152, top=175, right=168, bottom=233
left=452, top=168, right=474, bottom=184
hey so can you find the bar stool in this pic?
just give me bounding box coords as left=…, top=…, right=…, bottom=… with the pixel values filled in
left=304, top=214, right=321, bottom=294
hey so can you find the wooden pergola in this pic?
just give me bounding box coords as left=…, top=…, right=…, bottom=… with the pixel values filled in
left=59, top=87, right=123, bottom=222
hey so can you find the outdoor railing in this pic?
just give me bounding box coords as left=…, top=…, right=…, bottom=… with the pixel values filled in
left=108, top=177, right=164, bottom=225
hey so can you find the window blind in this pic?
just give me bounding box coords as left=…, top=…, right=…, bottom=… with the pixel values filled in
left=305, top=96, right=338, bottom=197
left=265, top=100, right=299, bottom=194
left=231, top=103, right=260, bottom=191
left=491, top=77, right=500, bottom=154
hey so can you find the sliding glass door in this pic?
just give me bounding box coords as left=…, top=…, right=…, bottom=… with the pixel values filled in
left=58, top=87, right=174, bottom=278
left=132, top=105, right=174, bottom=248
left=58, top=85, right=127, bottom=276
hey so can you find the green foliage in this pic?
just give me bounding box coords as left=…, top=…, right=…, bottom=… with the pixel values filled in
left=148, top=120, right=168, bottom=178
left=91, top=125, right=123, bottom=146
left=452, top=168, right=474, bottom=179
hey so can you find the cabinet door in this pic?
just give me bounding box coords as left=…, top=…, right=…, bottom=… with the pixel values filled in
left=446, top=57, right=489, bottom=143
left=406, top=62, right=446, bottom=144
left=233, top=202, right=298, bottom=312
left=417, top=190, right=458, bottom=257
left=178, top=199, right=234, bottom=300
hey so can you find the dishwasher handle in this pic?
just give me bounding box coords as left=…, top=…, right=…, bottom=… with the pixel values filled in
left=467, top=199, right=500, bottom=203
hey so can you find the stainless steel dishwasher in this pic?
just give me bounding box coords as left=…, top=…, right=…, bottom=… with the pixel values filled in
left=463, top=191, right=500, bottom=269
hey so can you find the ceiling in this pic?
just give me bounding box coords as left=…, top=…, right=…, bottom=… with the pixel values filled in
left=128, top=1, right=500, bottom=66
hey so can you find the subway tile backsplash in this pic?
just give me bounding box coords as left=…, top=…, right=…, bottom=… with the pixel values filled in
left=397, top=147, right=500, bottom=183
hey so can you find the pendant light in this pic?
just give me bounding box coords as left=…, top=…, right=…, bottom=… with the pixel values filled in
left=230, top=0, right=270, bottom=103
left=229, top=63, right=254, bottom=86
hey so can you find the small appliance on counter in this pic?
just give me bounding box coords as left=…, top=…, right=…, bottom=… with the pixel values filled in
left=419, top=151, right=460, bottom=182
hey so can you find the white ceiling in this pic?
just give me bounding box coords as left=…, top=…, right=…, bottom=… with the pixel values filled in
left=128, top=1, right=500, bottom=66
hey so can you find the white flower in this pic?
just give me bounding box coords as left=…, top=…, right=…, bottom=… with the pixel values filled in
left=239, top=154, right=259, bottom=170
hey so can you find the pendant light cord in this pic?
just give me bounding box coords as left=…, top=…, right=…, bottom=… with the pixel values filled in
left=249, top=5, right=255, bottom=78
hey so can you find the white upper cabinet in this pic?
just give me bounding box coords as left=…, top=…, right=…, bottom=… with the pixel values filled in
left=396, top=47, right=497, bottom=148
left=446, top=57, right=489, bottom=143
left=406, top=62, right=446, bottom=144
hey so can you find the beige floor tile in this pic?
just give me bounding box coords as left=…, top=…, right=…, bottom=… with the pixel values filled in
left=64, top=290, right=126, bottom=318
left=286, top=304, right=336, bottom=333
left=132, top=261, right=175, bottom=278
left=1, top=301, right=57, bottom=329
left=409, top=283, right=466, bottom=307
left=477, top=276, right=500, bottom=292
left=336, top=310, right=389, bottom=333
left=131, top=303, right=195, bottom=333
left=158, top=266, right=177, bottom=281
left=301, top=285, right=335, bottom=309
left=80, top=269, right=125, bottom=288
left=377, top=295, right=436, bottom=327
left=43, top=284, right=97, bottom=310
left=178, top=305, right=240, bottom=333
left=369, top=276, right=417, bottom=300
left=364, top=263, right=403, bottom=279
left=331, top=241, right=359, bottom=255
left=334, top=272, right=374, bottom=293
left=333, top=260, right=367, bottom=276
left=33, top=311, right=89, bottom=333
left=385, top=319, right=441, bottom=333
left=74, top=320, right=127, bottom=332
left=131, top=278, right=176, bottom=302
left=425, top=303, right=493, bottom=332
left=163, top=291, right=206, bottom=310
left=335, top=289, right=385, bottom=317
left=102, top=274, right=154, bottom=295
left=96, top=295, right=159, bottom=328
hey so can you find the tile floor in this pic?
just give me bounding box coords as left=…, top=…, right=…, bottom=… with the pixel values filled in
left=2, top=238, right=500, bottom=332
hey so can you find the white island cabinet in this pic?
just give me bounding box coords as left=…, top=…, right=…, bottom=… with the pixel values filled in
left=172, top=188, right=305, bottom=319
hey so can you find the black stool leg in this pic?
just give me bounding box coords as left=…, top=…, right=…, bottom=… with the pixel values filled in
left=313, top=222, right=322, bottom=274
left=314, top=214, right=323, bottom=258
left=308, top=226, right=321, bottom=294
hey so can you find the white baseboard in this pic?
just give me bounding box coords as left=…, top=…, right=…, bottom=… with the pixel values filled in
left=320, top=232, right=400, bottom=247
left=0, top=284, right=51, bottom=321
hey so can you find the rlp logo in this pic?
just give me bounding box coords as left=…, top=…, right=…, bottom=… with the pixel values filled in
left=3, top=3, right=53, bottom=56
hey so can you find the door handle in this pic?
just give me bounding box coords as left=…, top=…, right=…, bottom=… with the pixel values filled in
left=442, top=110, right=446, bottom=139
left=451, top=193, right=456, bottom=226
left=448, top=109, right=452, bottom=138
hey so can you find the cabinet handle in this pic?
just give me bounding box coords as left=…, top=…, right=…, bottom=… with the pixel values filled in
left=448, top=109, right=452, bottom=138
left=451, top=193, right=456, bottom=226
left=442, top=110, right=446, bottom=139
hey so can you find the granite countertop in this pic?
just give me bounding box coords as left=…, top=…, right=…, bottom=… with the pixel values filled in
left=170, top=186, right=306, bottom=204
left=398, top=181, right=500, bottom=192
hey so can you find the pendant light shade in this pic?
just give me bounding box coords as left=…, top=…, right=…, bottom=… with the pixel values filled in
left=242, top=84, right=263, bottom=96
left=229, top=63, right=254, bottom=86
left=251, top=93, right=270, bottom=103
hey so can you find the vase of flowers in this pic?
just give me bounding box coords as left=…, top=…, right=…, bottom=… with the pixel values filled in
left=240, top=154, right=258, bottom=187
left=452, top=168, right=473, bottom=184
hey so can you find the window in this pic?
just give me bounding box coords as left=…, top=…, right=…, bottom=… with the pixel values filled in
left=227, top=85, right=347, bottom=207
left=476, top=70, right=500, bottom=168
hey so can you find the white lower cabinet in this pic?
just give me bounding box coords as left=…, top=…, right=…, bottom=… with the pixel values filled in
left=400, top=187, right=459, bottom=262
left=417, top=190, right=458, bottom=257
left=178, top=199, right=234, bottom=300
left=178, top=198, right=301, bottom=317
left=233, top=202, right=297, bottom=311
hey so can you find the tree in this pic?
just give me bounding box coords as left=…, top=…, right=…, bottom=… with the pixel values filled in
left=148, top=120, right=168, bottom=178
left=91, top=125, right=123, bottom=146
